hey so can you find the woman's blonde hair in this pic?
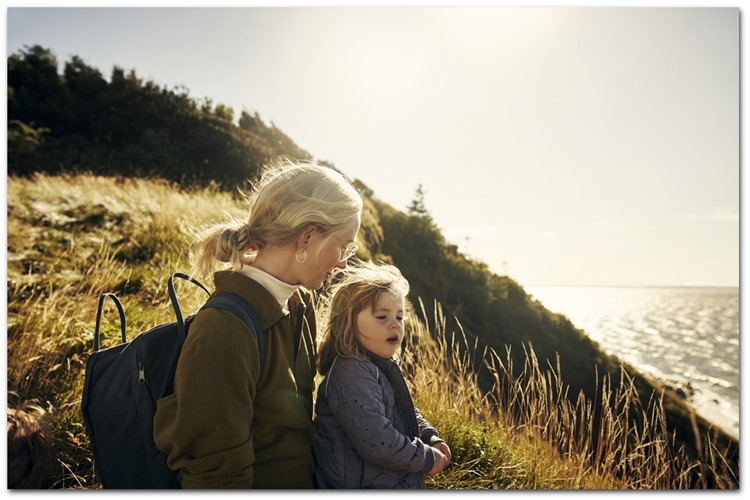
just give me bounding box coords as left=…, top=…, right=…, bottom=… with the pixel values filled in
left=317, top=261, right=410, bottom=375
left=193, top=161, right=363, bottom=278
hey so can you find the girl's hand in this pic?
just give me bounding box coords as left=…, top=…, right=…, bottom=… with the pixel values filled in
left=427, top=448, right=448, bottom=477
left=432, top=442, right=452, bottom=465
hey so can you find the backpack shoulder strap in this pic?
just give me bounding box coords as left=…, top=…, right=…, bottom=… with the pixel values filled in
left=201, top=292, right=265, bottom=368
left=293, top=300, right=306, bottom=363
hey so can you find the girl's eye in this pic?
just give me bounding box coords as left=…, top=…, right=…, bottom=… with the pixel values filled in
left=396, top=317, right=404, bottom=322
left=376, top=316, right=387, bottom=320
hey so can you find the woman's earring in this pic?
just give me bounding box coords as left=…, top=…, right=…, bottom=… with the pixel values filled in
left=295, top=249, right=307, bottom=264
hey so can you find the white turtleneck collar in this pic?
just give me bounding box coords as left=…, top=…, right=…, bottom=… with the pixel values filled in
left=232, top=263, right=300, bottom=311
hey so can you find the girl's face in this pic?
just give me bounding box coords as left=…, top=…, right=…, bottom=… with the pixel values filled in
left=356, top=290, right=405, bottom=359
left=301, top=215, right=361, bottom=290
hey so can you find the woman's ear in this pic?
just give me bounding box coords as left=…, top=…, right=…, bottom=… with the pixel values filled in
left=298, top=224, right=319, bottom=248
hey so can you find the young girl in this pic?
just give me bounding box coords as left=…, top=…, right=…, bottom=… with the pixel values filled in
left=153, top=161, right=363, bottom=488
left=313, top=262, right=451, bottom=489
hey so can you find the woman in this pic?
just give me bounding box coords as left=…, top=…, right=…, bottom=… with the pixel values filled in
left=153, top=161, right=363, bottom=489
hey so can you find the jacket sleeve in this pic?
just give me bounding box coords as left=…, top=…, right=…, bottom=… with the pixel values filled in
left=153, top=309, right=260, bottom=488
left=325, top=360, right=435, bottom=474
left=416, top=407, right=445, bottom=446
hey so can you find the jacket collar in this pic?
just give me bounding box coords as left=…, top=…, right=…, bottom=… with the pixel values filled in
left=213, top=270, right=301, bottom=330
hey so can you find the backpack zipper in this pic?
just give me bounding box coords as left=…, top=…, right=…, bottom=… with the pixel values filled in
left=138, top=362, right=145, bottom=384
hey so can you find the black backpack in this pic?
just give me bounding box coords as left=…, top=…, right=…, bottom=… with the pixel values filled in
left=80, top=272, right=264, bottom=489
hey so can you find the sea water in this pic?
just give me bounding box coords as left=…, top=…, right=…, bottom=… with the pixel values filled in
left=525, top=286, right=739, bottom=439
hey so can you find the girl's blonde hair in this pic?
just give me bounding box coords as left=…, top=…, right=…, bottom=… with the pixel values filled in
left=193, top=161, right=363, bottom=278
left=317, top=261, right=410, bottom=375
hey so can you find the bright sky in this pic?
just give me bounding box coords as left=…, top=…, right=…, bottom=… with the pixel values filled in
left=5, top=2, right=741, bottom=287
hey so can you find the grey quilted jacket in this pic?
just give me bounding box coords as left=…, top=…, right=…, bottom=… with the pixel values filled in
left=312, top=356, right=444, bottom=489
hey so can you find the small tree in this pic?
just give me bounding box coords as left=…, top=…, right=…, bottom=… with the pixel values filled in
left=407, top=184, right=433, bottom=224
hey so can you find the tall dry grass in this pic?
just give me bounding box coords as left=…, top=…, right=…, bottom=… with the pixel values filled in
left=405, top=300, right=738, bottom=489
left=7, top=173, right=246, bottom=487
left=6, top=173, right=738, bottom=489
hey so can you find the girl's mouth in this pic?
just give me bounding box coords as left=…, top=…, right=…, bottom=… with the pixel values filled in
left=386, top=335, right=401, bottom=345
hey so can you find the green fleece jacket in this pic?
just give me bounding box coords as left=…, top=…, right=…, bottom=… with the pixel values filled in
left=153, top=271, right=317, bottom=489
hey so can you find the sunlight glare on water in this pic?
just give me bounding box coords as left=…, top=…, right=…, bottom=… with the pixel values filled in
left=525, top=286, right=739, bottom=439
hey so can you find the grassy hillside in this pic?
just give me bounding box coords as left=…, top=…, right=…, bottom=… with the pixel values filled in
left=6, top=45, right=739, bottom=488
left=372, top=198, right=740, bottom=480
left=6, top=174, right=738, bottom=489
